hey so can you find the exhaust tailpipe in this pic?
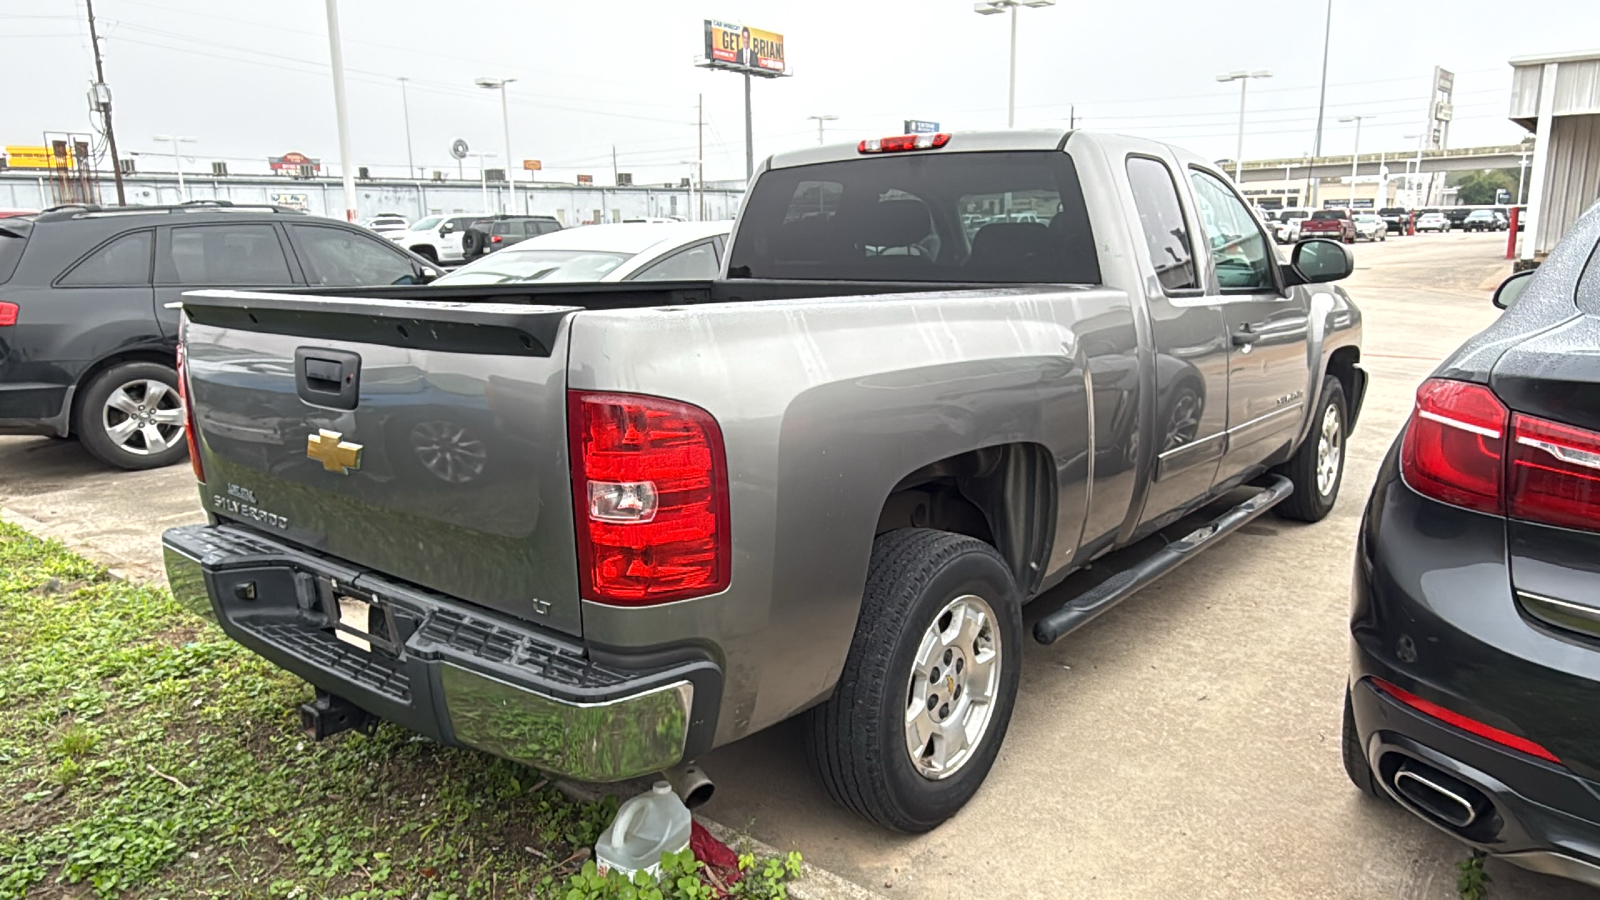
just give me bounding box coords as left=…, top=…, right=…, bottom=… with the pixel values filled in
left=1394, top=762, right=1482, bottom=828
left=663, top=763, right=715, bottom=809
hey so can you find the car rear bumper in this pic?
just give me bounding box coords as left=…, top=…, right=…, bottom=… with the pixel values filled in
left=0, top=382, right=73, bottom=437
left=162, top=522, right=722, bottom=782
left=1348, top=447, right=1600, bottom=883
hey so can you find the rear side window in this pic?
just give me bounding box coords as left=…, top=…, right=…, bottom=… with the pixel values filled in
left=0, top=219, right=34, bottom=284
left=60, top=230, right=153, bottom=286
left=168, top=224, right=293, bottom=285
left=289, top=224, right=414, bottom=287
left=727, top=150, right=1099, bottom=284
left=1125, top=156, right=1197, bottom=292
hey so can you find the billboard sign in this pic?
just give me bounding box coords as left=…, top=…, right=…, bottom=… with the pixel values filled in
left=577, top=174, right=594, bottom=185
left=269, top=192, right=310, bottom=211
left=704, top=20, right=785, bottom=76
left=269, top=151, right=320, bottom=174
left=4, top=145, right=72, bottom=169
left=903, top=120, right=940, bottom=134
left=522, top=159, right=542, bottom=171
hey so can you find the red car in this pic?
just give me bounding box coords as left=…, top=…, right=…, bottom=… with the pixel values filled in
left=1298, top=209, right=1357, bottom=244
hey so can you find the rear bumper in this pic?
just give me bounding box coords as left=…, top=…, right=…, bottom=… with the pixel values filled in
left=162, top=523, right=722, bottom=782
left=0, top=382, right=72, bottom=437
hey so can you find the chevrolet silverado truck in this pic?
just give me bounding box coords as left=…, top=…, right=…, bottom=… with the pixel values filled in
left=161, top=130, right=1365, bottom=833
left=1299, top=208, right=1357, bottom=243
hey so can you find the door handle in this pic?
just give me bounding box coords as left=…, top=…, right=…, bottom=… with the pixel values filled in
left=1231, top=329, right=1260, bottom=346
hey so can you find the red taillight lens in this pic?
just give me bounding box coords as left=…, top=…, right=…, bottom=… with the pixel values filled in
left=176, top=342, right=204, bottom=484
left=858, top=133, right=952, bottom=154
left=1400, top=379, right=1507, bottom=513
left=1372, top=678, right=1560, bottom=764
left=0, top=301, right=17, bottom=327
left=1510, top=414, right=1600, bottom=531
left=490, top=235, right=503, bottom=243
left=567, top=390, right=730, bottom=605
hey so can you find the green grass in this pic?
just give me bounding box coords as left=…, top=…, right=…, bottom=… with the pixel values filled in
left=0, top=522, right=794, bottom=899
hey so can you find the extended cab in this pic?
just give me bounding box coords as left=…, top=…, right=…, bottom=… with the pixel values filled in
left=1299, top=208, right=1357, bottom=243
left=162, top=130, right=1364, bottom=833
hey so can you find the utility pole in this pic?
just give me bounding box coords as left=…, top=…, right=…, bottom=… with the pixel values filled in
left=1310, top=0, right=1332, bottom=209
left=323, top=0, right=358, bottom=221
left=697, top=93, right=706, bottom=221
left=807, top=114, right=838, bottom=146
left=399, top=77, right=415, bottom=179
left=612, top=146, right=619, bottom=186
left=744, top=73, right=754, bottom=181
left=84, top=0, right=125, bottom=205
left=1069, top=105, right=1076, bottom=129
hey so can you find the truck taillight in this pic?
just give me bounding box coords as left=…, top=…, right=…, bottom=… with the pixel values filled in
left=567, top=390, right=730, bottom=605
left=176, top=342, right=204, bottom=484
left=1400, top=378, right=1600, bottom=531
left=0, top=301, right=17, bottom=326
left=859, top=133, right=952, bottom=153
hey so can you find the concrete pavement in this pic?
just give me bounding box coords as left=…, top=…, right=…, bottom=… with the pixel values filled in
left=1, top=231, right=1588, bottom=899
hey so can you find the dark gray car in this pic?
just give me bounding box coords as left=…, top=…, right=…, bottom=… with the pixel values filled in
left=162, top=130, right=1364, bottom=832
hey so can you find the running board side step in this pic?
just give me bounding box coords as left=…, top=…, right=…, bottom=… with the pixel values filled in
left=1033, top=475, right=1295, bottom=645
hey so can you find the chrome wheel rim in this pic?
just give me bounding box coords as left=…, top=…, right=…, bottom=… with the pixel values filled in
left=905, top=593, right=1002, bottom=780
left=410, top=420, right=487, bottom=483
left=102, top=379, right=185, bottom=455
left=1316, top=403, right=1342, bottom=497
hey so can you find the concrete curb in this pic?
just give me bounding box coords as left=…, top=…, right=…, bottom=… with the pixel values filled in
left=0, top=506, right=885, bottom=900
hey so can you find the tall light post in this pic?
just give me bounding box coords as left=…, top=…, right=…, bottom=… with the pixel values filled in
left=398, top=77, right=416, bottom=179
left=151, top=135, right=196, bottom=201
left=323, top=0, right=357, bottom=221
left=1339, top=114, right=1373, bottom=208
left=678, top=160, right=702, bottom=221
left=808, top=114, right=838, bottom=146
left=475, top=77, right=517, bottom=214
left=1216, top=70, right=1272, bottom=184
left=972, top=0, right=1055, bottom=128
left=1402, top=132, right=1425, bottom=207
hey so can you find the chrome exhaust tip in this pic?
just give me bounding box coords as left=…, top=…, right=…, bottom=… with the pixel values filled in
left=663, top=763, right=715, bottom=809
left=1394, top=763, right=1481, bottom=828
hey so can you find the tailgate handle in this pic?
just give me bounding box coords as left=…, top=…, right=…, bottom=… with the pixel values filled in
left=295, top=347, right=361, bottom=410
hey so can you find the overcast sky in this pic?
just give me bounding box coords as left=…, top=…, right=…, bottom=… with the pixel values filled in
left=4, top=0, right=1595, bottom=185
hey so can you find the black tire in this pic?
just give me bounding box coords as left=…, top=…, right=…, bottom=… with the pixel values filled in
left=460, top=229, right=485, bottom=259
left=75, top=361, right=189, bottom=470
left=1272, top=375, right=1347, bottom=523
left=411, top=245, right=439, bottom=265
left=1342, top=687, right=1386, bottom=799
left=803, top=528, right=1023, bottom=833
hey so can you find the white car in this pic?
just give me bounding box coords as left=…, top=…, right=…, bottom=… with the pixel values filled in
left=432, top=220, right=731, bottom=285
left=386, top=213, right=494, bottom=265
left=362, top=214, right=409, bottom=233
left=1352, top=214, right=1387, bottom=242
left=1415, top=212, right=1449, bottom=233
left=1273, top=208, right=1312, bottom=244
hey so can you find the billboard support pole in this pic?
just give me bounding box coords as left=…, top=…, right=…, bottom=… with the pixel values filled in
left=698, top=93, right=706, bottom=221
left=744, top=73, right=754, bottom=181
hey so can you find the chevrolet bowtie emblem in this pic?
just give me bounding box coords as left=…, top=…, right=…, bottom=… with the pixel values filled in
left=306, top=429, right=363, bottom=474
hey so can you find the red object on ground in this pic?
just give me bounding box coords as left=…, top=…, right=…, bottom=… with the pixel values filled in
left=690, top=820, right=742, bottom=890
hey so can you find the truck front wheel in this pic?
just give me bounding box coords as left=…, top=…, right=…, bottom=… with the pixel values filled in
left=1272, top=375, right=1347, bottom=522
left=803, top=528, right=1022, bottom=832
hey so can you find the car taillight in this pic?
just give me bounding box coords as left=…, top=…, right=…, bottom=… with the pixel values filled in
left=1400, top=379, right=1507, bottom=513
left=1401, top=378, right=1600, bottom=531
left=1509, top=414, right=1600, bottom=531
left=0, top=301, right=17, bottom=327
left=567, top=390, right=730, bottom=605
left=491, top=235, right=503, bottom=243
left=176, top=342, right=204, bottom=484
left=858, top=133, right=952, bottom=153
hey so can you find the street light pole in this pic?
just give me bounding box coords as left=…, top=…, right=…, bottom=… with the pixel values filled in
left=1403, top=133, right=1425, bottom=207
left=1216, top=70, right=1272, bottom=184
left=475, top=78, right=518, bottom=214
left=973, top=0, right=1055, bottom=128
left=399, top=77, right=416, bottom=179
left=1310, top=0, right=1333, bottom=208
left=152, top=135, right=196, bottom=202
left=808, top=114, right=838, bottom=146
left=1339, top=114, right=1373, bottom=208
left=323, top=0, right=358, bottom=221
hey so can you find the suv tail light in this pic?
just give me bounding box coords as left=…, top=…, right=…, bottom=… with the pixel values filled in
left=567, top=391, right=730, bottom=605
left=0, top=301, right=17, bottom=327
left=1400, top=378, right=1600, bottom=531
left=176, top=342, right=204, bottom=484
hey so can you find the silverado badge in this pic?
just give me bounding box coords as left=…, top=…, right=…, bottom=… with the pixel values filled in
left=307, top=429, right=363, bottom=474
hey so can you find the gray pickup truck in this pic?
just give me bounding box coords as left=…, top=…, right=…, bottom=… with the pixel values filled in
left=162, top=129, right=1364, bottom=833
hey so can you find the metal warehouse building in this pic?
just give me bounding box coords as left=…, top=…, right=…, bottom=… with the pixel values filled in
left=1511, top=49, right=1600, bottom=260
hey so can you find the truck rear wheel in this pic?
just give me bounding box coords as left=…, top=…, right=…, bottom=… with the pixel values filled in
left=1272, top=375, right=1347, bottom=522
left=803, top=528, right=1022, bottom=833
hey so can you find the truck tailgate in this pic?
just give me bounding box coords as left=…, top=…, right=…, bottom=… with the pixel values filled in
left=179, top=290, right=585, bottom=637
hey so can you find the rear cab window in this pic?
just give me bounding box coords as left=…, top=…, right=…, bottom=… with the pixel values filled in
left=1125, top=156, right=1197, bottom=293
left=727, top=150, right=1099, bottom=284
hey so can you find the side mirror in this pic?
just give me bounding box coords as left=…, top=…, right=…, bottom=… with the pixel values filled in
left=1493, top=270, right=1534, bottom=310
left=1285, top=238, right=1354, bottom=285
left=439, top=222, right=455, bottom=234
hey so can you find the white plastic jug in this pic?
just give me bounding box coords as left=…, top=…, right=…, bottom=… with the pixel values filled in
left=595, top=781, right=692, bottom=878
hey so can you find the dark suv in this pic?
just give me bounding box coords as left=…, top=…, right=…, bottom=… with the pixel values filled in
left=0, top=202, right=442, bottom=470
left=461, top=215, right=562, bottom=259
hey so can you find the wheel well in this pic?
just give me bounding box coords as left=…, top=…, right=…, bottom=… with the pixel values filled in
left=1326, top=346, right=1360, bottom=427
left=69, top=348, right=176, bottom=436
left=875, top=443, right=1055, bottom=594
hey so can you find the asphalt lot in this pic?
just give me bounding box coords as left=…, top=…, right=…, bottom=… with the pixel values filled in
left=1, top=230, right=1587, bottom=899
